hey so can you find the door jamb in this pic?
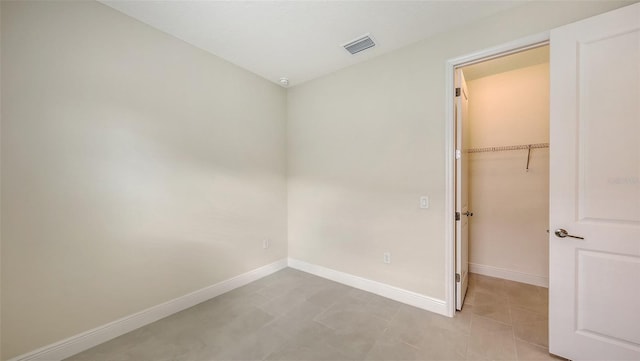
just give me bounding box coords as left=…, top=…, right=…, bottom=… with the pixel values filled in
left=443, top=32, right=550, bottom=317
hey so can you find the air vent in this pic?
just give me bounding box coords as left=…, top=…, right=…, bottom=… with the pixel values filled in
left=343, top=34, right=375, bottom=55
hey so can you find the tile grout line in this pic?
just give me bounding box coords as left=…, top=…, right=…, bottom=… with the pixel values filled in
left=510, top=297, right=522, bottom=361
left=503, top=277, right=521, bottom=361
left=465, top=307, right=475, bottom=360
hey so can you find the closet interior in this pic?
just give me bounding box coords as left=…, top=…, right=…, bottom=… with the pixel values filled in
left=461, top=45, right=550, bottom=288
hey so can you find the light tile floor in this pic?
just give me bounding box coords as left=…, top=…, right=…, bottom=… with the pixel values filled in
left=67, top=269, right=562, bottom=361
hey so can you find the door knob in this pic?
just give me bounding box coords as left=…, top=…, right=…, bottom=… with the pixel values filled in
left=554, top=228, right=584, bottom=240
left=463, top=211, right=474, bottom=216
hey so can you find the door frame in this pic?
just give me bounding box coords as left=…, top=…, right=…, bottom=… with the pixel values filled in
left=443, top=32, right=550, bottom=317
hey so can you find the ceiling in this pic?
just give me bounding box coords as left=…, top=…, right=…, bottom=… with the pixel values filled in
left=462, top=45, right=549, bottom=81
left=101, top=1, right=526, bottom=87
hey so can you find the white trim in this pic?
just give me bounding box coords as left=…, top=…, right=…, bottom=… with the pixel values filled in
left=469, top=263, right=549, bottom=288
left=443, top=31, right=550, bottom=318
left=444, top=60, right=456, bottom=316
left=287, top=258, right=447, bottom=316
left=8, top=259, right=288, bottom=361
left=449, top=33, right=550, bottom=69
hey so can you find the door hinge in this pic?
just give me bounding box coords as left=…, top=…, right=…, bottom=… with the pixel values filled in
left=455, top=212, right=460, bottom=221
left=455, top=87, right=461, bottom=97
left=456, top=273, right=461, bottom=283
left=455, top=149, right=461, bottom=160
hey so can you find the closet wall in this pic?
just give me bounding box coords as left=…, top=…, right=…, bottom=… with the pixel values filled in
left=466, top=61, right=550, bottom=286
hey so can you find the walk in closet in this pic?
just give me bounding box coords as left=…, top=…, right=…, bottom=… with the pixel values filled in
left=462, top=45, right=550, bottom=287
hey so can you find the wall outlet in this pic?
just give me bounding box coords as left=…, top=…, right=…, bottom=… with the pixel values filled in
left=383, top=252, right=391, bottom=264
left=420, top=196, right=429, bottom=209
left=263, top=239, right=270, bottom=249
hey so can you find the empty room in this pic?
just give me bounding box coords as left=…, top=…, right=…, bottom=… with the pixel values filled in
left=1, top=1, right=639, bottom=361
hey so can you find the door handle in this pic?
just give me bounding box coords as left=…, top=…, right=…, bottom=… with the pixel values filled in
left=463, top=211, right=473, bottom=216
left=554, top=228, right=584, bottom=240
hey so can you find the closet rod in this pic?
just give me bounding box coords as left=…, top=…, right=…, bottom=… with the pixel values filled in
left=466, top=143, right=549, bottom=154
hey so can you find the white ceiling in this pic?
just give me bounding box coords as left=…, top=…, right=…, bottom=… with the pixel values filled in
left=101, top=1, right=525, bottom=87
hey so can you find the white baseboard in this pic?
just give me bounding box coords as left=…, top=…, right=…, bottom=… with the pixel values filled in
left=469, top=263, right=548, bottom=288
left=9, top=259, right=288, bottom=361
left=287, top=258, right=448, bottom=316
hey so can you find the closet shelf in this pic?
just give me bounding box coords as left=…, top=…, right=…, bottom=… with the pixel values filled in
left=466, top=143, right=549, bottom=153
left=466, top=143, right=549, bottom=172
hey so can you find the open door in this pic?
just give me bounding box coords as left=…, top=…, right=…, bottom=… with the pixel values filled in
left=455, top=68, right=470, bottom=311
left=549, top=3, right=640, bottom=359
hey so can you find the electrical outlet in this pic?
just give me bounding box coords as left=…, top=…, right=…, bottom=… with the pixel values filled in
left=383, top=252, right=391, bottom=264
left=263, top=239, right=270, bottom=249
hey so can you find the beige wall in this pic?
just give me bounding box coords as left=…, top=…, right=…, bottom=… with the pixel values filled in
left=1, top=1, right=287, bottom=359
left=466, top=63, right=550, bottom=282
left=287, top=1, right=633, bottom=299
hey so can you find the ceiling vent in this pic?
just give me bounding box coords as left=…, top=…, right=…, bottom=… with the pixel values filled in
left=343, top=34, right=375, bottom=55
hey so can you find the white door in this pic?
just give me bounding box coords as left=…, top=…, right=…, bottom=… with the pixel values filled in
left=455, top=68, right=470, bottom=311
left=549, top=3, right=640, bottom=360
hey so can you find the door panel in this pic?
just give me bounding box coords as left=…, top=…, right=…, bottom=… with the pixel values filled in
left=578, top=27, right=640, bottom=223
left=577, top=250, right=640, bottom=346
left=549, top=3, right=640, bottom=359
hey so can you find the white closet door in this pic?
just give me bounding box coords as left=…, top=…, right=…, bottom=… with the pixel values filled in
left=549, top=3, right=640, bottom=360
left=455, top=68, right=470, bottom=311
